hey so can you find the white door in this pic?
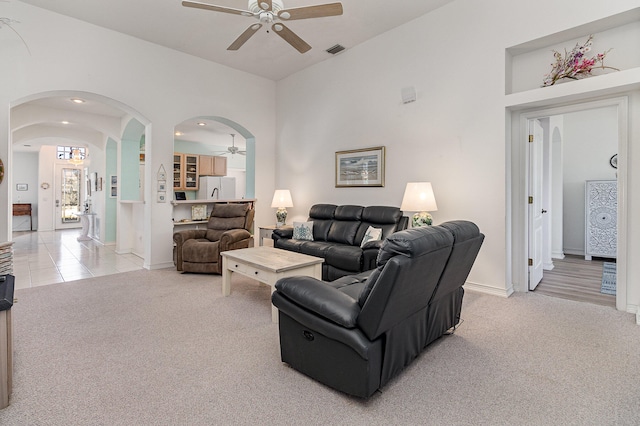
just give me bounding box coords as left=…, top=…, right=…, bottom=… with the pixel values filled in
left=528, top=120, right=545, bottom=290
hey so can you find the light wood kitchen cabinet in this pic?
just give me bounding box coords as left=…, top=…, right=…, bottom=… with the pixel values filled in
left=173, top=153, right=199, bottom=190
left=199, top=155, right=227, bottom=176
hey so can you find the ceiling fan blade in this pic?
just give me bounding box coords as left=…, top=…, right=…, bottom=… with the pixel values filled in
left=272, top=23, right=311, bottom=53
left=278, top=3, right=343, bottom=20
left=258, top=0, right=273, bottom=11
left=182, top=1, right=253, bottom=16
left=227, top=24, right=262, bottom=50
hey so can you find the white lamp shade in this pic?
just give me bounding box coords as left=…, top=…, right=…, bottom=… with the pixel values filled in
left=271, top=189, right=293, bottom=208
left=400, top=182, right=438, bottom=212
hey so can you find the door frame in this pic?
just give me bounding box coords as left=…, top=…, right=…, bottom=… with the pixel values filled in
left=528, top=119, right=545, bottom=290
left=510, top=96, right=628, bottom=311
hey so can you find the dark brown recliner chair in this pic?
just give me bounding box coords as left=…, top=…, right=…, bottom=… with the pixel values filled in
left=173, top=203, right=255, bottom=274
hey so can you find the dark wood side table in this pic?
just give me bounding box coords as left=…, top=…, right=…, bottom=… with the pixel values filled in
left=12, top=204, right=32, bottom=231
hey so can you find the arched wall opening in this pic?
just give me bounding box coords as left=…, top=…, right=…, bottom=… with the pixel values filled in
left=9, top=90, right=151, bottom=262
left=173, top=115, right=256, bottom=200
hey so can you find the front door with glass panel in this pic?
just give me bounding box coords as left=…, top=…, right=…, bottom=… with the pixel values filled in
left=61, top=168, right=81, bottom=223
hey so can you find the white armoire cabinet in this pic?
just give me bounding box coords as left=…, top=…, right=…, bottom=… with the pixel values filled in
left=584, top=180, right=617, bottom=260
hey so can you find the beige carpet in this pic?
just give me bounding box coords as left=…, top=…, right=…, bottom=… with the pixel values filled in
left=0, top=268, right=639, bottom=425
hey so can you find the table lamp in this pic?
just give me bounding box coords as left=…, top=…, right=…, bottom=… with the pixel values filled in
left=400, top=182, right=438, bottom=227
left=271, top=189, right=293, bottom=227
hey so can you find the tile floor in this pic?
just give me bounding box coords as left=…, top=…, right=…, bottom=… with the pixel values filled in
left=11, top=229, right=144, bottom=290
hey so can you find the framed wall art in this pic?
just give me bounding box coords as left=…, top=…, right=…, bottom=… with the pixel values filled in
left=335, top=146, right=385, bottom=187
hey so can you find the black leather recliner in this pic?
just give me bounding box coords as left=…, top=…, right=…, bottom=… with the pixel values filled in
left=271, top=221, right=484, bottom=398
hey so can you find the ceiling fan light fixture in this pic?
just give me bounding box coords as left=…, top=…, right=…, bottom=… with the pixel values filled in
left=273, top=23, right=283, bottom=31
left=279, top=11, right=291, bottom=20
left=248, top=0, right=283, bottom=14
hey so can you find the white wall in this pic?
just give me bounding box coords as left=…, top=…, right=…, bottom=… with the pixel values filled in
left=275, top=0, right=640, bottom=297
left=11, top=152, right=38, bottom=231
left=0, top=2, right=276, bottom=268
left=562, top=106, right=618, bottom=255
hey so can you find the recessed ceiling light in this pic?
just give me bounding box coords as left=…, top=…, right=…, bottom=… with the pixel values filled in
left=197, top=122, right=206, bottom=126
left=175, top=131, right=183, bottom=136
left=70, top=98, right=85, bottom=104
left=61, top=121, right=70, bottom=124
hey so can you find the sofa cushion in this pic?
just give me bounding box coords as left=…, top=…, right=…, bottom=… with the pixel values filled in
left=293, top=221, right=314, bottom=241
left=327, top=220, right=360, bottom=245
left=182, top=239, right=219, bottom=263
left=299, top=241, right=334, bottom=258
left=308, top=204, right=336, bottom=241
left=377, top=226, right=454, bottom=266
left=326, top=244, right=363, bottom=272
left=355, top=206, right=403, bottom=244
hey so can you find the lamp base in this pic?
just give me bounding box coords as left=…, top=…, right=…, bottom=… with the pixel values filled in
left=412, top=211, right=433, bottom=227
left=275, top=207, right=288, bottom=228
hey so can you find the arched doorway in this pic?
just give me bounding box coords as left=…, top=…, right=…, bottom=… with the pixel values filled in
left=10, top=91, right=151, bottom=273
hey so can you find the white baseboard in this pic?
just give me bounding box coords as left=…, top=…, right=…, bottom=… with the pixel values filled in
left=465, top=281, right=513, bottom=298
left=148, top=261, right=174, bottom=270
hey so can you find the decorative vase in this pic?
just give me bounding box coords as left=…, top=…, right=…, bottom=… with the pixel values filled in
left=276, top=207, right=288, bottom=227
left=412, top=211, right=433, bottom=227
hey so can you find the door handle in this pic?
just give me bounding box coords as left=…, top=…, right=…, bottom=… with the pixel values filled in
left=541, top=209, right=547, bottom=214
left=55, top=199, right=60, bottom=207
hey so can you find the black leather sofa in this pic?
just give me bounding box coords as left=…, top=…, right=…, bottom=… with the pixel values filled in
left=271, top=221, right=484, bottom=398
left=271, top=204, right=408, bottom=281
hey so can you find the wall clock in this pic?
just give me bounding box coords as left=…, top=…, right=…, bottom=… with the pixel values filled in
left=609, top=154, right=618, bottom=169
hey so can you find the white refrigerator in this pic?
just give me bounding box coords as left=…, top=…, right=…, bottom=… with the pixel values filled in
left=197, top=176, right=236, bottom=200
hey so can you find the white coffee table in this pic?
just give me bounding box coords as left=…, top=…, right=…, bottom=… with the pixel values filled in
left=221, top=246, right=324, bottom=322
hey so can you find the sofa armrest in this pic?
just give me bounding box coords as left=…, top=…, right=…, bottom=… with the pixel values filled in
left=361, top=240, right=384, bottom=271
left=219, top=229, right=252, bottom=251
left=173, top=229, right=207, bottom=244
left=274, top=276, right=361, bottom=328
left=173, top=229, right=208, bottom=271
left=272, top=227, right=294, bottom=241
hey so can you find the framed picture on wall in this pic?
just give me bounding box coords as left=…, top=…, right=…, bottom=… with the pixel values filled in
left=335, top=146, right=385, bottom=187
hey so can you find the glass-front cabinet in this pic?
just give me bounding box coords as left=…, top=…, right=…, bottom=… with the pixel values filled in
left=173, top=153, right=199, bottom=190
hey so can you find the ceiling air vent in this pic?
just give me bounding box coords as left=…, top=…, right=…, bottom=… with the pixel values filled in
left=326, top=44, right=346, bottom=55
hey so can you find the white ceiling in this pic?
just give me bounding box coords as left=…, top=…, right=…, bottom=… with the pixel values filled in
left=12, top=0, right=454, bottom=153
left=18, top=0, right=454, bottom=81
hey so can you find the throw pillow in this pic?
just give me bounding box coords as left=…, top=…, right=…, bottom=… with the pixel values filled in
left=293, top=221, right=314, bottom=241
left=360, top=226, right=382, bottom=247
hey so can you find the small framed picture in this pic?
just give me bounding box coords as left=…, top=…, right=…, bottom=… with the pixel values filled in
left=16, top=183, right=28, bottom=191
left=191, top=204, right=207, bottom=221
left=158, top=180, right=167, bottom=191
left=109, top=175, right=117, bottom=198
left=157, top=191, right=167, bottom=203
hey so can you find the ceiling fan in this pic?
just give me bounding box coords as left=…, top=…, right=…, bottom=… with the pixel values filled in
left=215, top=134, right=246, bottom=156
left=181, top=0, right=344, bottom=53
